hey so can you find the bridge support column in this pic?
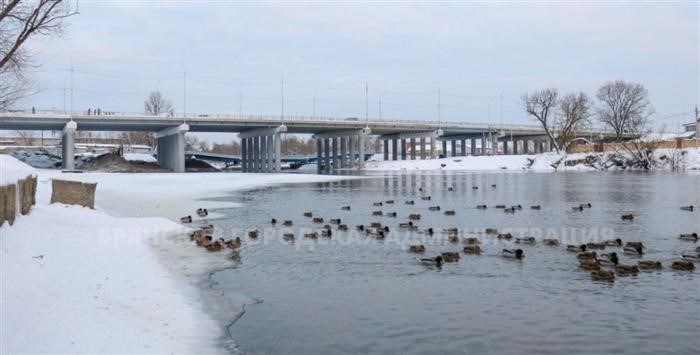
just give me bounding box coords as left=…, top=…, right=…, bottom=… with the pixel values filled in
left=358, top=133, right=366, bottom=169
left=324, top=138, right=331, bottom=174
left=260, top=135, right=268, bottom=172
left=460, top=139, right=466, bottom=156
left=274, top=133, right=282, bottom=172
left=513, top=140, right=519, bottom=155
left=392, top=139, right=398, bottom=160
left=410, top=138, right=416, bottom=160
left=441, top=140, right=447, bottom=157
left=383, top=139, right=389, bottom=161
left=241, top=138, right=248, bottom=172
left=316, top=139, right=323, bottom=174
left=332, top=137, right=338, bottom=171
left=503, top=140, right=509, bottom=155
left=430, top=136, right=436, bottom=159
left=348, top=136, right=356, bottom=168
left=61, top=121, right=77, bottom=171
left=481, top=137, right=487, bottom=156
left=419, top=137, right=426, bottom=160
left=340, top=137, right=347, bottom=168
left=238, top=125, right=287, bottom=173
left=450, top=140, right=456, bottom=157
left=155, top=123, right=189, bottom=173
left=400, top=139, right=407, bottom=160
left=470, top=139, right=476, bottom=156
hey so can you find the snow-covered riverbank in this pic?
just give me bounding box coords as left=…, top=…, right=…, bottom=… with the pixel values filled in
left=364, top=147, right=700, bottom=172
left=1, top=155, right=354, bottom=354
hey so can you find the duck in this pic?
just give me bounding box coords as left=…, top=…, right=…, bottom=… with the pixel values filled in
left=680, top=205, right=695, bottom=212
left=321, top=229, right=332, bottom=237
left=409, top=244, right=426, bottom=253
left=638, top=260, right=662, bottom=270
left=428, top=206, right=441, bottom=211
left=463, top=245, right=481, bottom=254
left=448, top=235, right=459, bottom=243
left=425, top=227, right=434, bottom=236
left=373, top=202, right=383, bottom=206
left=408, top=214, right=421, bottom=220
left=485, top=228, right=498, bottom=234
left=681, top=253, right=699, bottom=262
left=418, top=187, right=424, bottom=192
left=190, top=229, right=207, bottom=241
left=282, top=233, right=294, bottom=241
left=180, top=215, right=192, bottom=223
left=248, top=229, right=259, bottom=239
left=512, top=205, right=522, bottom=210
left=399, top=221, right=414, bottom=228
left=372, top=210, right=383, bottom=216
left=386, top=212, right=397, bottom=217
left=421, top=196, right=431, bottom=201
left=502, top=249, right=524, bottom=259
left=579, top=260, right=601, bottom=271
left=472, top=186, right=479, bottom=190
left=572, top=206, right=584, bottom=212
left=303, top=212, right=313, bottom=217
left=491, top=184, right=497, bottom=188
left=567, top=244, right=587, bottom=252
left=604, top=238, right=622, bottom=247
left=323, top=224, right=332, bottom=230
left=625, top=241, right=645, bottom=250
left=195, top=235, right=213, bottom=247
left=577, top=251, right=598, bottom=261
left=282, top=220, right=293, bottom=226
left=476, top=205, right=488, bottom=209
left=304, top=232, right=319, bottom=239
left=385, top=200, right=395, bottom=204
left=621, top=214, right=634, bottom=221
left=494, top=204, right=506, bottom=209
left=463, top=237, right=480, bottom=245
left=441, top=252, right=460, bottom=262
left=373, top=230, right=386, bottom=239
left=530, top=205, right=541, bottom=210
left=581, top=203, right=592, bottom=209
left=201, top=225, right=214, bottom=234
left=370, top=222, right=382, bottom=228
left=497, top=233, right=513, bottom=240
left=504, top=207, right=516, bottom=213
left=515, top=236, right=536, bottom=245
left=341, top=206, right=351, bottom=211
left=338, top=224, right=349, bottom=231
left=196, top=208, right=208, bottom=217
left=615, top=265, right=639, bottom=275
left=444, top=210, right=456, bottom=216
left=405, top=200, right=415, bottom=205
left=356, top=224, right=365, bottom=231
left=225, top=237, right=242, bottom=249
left=418, top=255, right=443, bottom=268
left=205, top=241, right=223, bottom=252
left=330, top=218, right=341, bottom=224
left=591, top=270, right=615, bottom=282
left=443, top=227, right=459, bottom=234
left=270, top=218, right=278, bottom=225
left=671, top=260, right=695, bottom=271
left=586, top=242, right=606, bottom=250
left=313, top=217, right=324, bottom=223
left=447, top=187, right=454, bottom=191
left=679, top=233, right=698, bottom=241
left=623, top=245, right=644, bottom=256
left=597, top=252, right=619, bottom=267
left=543, top=239, right=560, bottom=246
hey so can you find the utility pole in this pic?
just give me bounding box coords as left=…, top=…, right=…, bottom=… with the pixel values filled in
left=499, top=93, right=503, bottom=128
left=239, top=82, right=243, bottom=117
left=183, top=66, right=187, bottom=117
left=313, top=88, right=317, bottom=118
left=379, top=98, right=382, bottom=120
left=437, top=87, right=441, bottom=127
left=63, top=73, right=67, bottom=114
left=70, top=61, right=74, bottom=115
left=365, top=80, right=369, bottom=125
left=281, top=75, right=285, bottom=123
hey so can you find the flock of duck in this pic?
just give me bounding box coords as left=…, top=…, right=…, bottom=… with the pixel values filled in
left=179, top=189, right=699, bottom=283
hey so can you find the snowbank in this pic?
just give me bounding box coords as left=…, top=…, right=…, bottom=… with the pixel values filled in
left=0, top=204, right=223, bottom=354
left=0, top=154, right=36, bottom=186
left=364, top=154, right=533, bottom=171
left=123, top=152, right=157, bottom=163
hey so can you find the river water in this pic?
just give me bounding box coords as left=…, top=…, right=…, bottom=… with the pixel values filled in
left=207, top=171, right=700, bottom=354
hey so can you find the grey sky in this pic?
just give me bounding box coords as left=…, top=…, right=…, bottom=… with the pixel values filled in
left=21, top=1, right=699, bottom=138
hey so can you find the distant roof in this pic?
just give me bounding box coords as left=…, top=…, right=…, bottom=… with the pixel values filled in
left=682, top=121, right=698, bottom=126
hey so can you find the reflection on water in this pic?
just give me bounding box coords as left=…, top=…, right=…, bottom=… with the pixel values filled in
left=208, top=171, right=700, bottom=355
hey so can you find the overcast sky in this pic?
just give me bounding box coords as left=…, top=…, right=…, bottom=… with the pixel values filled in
left=21, top=0, right=699, bottom=138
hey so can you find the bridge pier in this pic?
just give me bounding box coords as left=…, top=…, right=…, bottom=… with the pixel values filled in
left=332, top=137, right=339, bottom=170
left=313, top=128, right=370, bottom=173
left=419, top=137, right=426, bottom=160
left=392, top=139, right=398, bottom=160
left=441, top=140, right=447, bottom=157
left=316, top=139, right=323, bottom=174
left=450, top=140, right=456, bottom=157
left=513, top=140, right=519, bottom=155
left=239, top=125, right=286, bottom=173
left=383, top=139, right=389, bottom=161
left=400, top=139, right=407, bottom=160
left=156, top=123, right=189, bottom=173
left=61, top=121, right=77, bottom=171
left=470, top=138, right=476, bottom=156
left=410, top=139, right=416, bottom=160
left=340, top=137, right=347, bottom=168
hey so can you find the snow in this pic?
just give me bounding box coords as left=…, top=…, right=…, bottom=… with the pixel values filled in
left=365, top=154, right=533, bottom=171
left=123, top=152, right=157, bottom=163
left=0, top=154, right=358, bottom=354
left=0, top=154, right=36, bottom=186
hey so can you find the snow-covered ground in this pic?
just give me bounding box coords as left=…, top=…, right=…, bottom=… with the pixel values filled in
left=1, top=155, right=355, bottom=354
left=123, top=152, right=157, bottom=163
left=365, top=154, right=535, bottom=171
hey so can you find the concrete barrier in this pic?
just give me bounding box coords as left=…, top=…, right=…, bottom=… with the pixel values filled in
left=50, top=179, right=97, bottom=209
left=0, top=175, right=36, bottom=226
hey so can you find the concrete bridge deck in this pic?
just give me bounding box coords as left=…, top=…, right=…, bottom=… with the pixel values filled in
left=1, top=111, right=619, bottom=173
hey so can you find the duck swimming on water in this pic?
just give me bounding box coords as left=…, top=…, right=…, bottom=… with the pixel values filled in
left=418, top=255, right=443, bottom=268
left=502, top=249, right=524, bottom=259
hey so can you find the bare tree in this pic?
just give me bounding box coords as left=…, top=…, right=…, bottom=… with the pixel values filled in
left=0, top=0, right=78, bottom=110
left=595, top=80, right=652, bottom=141
left=557, top=92, right=592, bottom=151
left=144, top=91, right=173, bottom=116
left=521, top=88, right=560, bottom=152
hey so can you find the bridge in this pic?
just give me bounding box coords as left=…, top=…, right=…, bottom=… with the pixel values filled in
left=0, top=111, right=619, bottom=173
